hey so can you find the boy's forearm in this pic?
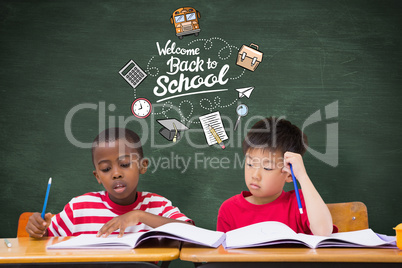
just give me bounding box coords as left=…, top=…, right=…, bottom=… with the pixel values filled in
left=299, top=175, right=333, bottom=236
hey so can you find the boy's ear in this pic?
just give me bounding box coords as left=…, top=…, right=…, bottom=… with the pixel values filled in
left=140, top=158, right=148, bottom=174
left=282, top=168, right=293, bottom=183
left=93, top=171, right=102, bottom=184
left=285, top=173, right=293, bottom=183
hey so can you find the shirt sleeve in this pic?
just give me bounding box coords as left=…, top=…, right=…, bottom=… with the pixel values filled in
left=158, top=197, right=194, bottom=225
left=47, top=200, right=75, bottom=237
left=216, top=215, right=230, bottom=232
left=216, top=200, right=232, bottom=232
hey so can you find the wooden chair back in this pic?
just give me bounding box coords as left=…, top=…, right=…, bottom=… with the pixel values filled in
left=327, top=202, right=369, bottom=232
left=17, top=212, right=34, bottom=237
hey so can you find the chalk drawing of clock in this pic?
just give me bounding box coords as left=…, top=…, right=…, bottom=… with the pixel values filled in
left=131, top=98, right=152, bottom=118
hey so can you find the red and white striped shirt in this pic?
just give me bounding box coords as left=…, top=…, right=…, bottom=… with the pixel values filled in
left=47, top=191, right=193, bottom=236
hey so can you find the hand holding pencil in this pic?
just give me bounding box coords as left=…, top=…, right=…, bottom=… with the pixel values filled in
left=282, top=152, right=308, bottom=214
left=26, top=212, right=52, bottom=238
left=26, top=177, right=53, bottom=238
left=282, top=152, right=308, bottom=183
left=283, top=152, right=334, bottom=236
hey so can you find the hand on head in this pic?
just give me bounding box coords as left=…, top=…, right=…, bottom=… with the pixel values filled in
left=282, top=152, right=308, bottom=181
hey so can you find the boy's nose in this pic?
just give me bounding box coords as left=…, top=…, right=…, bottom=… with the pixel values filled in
left=252, top=167, right=261, bottom=180
left=112, top=168, right=123, bottom=179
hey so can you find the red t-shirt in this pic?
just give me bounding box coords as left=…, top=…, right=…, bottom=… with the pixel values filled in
left=217, top=190, right=338, bottom=234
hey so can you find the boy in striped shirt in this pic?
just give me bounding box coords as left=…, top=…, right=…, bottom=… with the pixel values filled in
left=26, top=128, right=193, bottom=238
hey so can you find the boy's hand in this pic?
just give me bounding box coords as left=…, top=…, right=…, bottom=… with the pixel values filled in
left=25, top=212, right=52, bottom=238
left=97, top=210, right=143, bottom=238
left=282, top=152, right=308, bottom=183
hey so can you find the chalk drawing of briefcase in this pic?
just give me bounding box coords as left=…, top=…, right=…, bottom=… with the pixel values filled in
left=236, top=43, right=263, bottom=72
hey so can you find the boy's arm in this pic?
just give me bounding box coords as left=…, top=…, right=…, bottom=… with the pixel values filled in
left=97, top=210, right=192, bottom=238
left=25, top=212, right=52, bottom=238
left=283, top=152, right=333, bottom=236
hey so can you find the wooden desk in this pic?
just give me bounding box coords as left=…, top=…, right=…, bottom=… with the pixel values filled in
left=0, top=237, right=180, bottom=267
left=180, top=244, right=402, bottom=268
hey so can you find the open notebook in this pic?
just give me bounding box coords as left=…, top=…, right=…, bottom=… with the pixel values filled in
left=223, top=221, right=396, bottom=249
left=47, top=222, right=224, bottom=249
left=47, top=221, right=396, bottom=250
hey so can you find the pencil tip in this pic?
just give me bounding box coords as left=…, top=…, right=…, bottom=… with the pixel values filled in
left=49, top=177, right=52, bottom=183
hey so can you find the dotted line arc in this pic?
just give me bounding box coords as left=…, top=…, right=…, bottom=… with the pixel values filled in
left=146, top=55, right=159, bottom=77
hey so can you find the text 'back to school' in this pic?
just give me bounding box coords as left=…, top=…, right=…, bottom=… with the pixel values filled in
left=153, top=40, right=230, bottom=98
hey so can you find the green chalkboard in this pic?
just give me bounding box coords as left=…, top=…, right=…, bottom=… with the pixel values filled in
left=0, top=0, right=401, bottom=257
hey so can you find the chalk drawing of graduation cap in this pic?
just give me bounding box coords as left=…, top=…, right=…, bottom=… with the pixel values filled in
left=156, top=118, right=189, bottom=142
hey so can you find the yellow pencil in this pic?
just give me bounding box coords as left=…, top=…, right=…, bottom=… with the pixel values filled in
left=208, top=125, right=225, bottom=149
left=172, top=123, right=178, bottom=143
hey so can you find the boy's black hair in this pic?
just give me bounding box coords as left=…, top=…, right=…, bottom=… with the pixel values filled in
left=242, top=117, right=308, bottom=156
left=92, top=128, right=143, bottom=165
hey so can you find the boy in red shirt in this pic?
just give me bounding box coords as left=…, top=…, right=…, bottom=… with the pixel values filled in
left=217, top=117, right=337, bottom=236
left=26, top=128, right=193, bottom=238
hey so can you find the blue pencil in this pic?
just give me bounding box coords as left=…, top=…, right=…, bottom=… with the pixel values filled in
left=289, top=164, right=303, bottom=214
left=41, top=177, right=52, bottom=219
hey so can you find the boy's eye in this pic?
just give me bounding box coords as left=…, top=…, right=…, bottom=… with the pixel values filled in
left=121, top=163, right=131, bottom=168
left=100, top=167, right=111, bottom=172
left=263, top=167, right=273, bottom=171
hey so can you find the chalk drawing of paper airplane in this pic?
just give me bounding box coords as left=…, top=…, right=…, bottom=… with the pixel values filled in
left=236, top=86, right=254, bottom=99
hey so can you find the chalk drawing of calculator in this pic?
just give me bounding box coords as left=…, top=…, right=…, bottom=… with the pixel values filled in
left=119, top=60, right=148, bottom=88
